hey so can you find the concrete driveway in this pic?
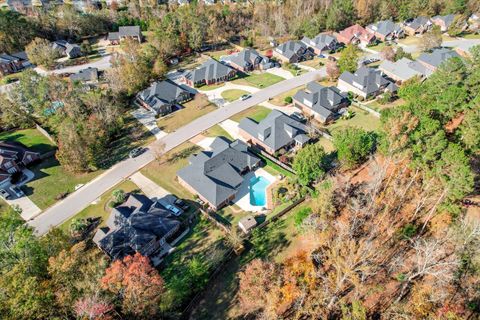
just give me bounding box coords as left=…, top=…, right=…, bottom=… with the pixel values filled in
left=198, top=82, right=259, bottom=107
left=131, top=108, right=167, bottom=140
left=266, top=67, right=294, bottom=79
left=3, top=169, right=42, bottom=220
left=28, top=67, right=327, bottom=235
left=129, top=172, right=169, bottom=201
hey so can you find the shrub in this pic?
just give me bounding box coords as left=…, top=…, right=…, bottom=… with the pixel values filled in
left=284, top=96, right=293, bottom=104
left=294, top=207, right=312, bottom=230
left=112, top=189, right=126, bottom=205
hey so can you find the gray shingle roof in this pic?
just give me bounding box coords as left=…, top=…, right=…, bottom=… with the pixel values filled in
left=301, top=34, right=337, bottom=51
left=417, top=48, right=460, bottom=69
left=224, top=48, right=269, bottom=69
left=432, top=14, right=455, bottom=28
left=94, top=194, right=180, bottom=260
left=293, top=82, right=347, bottom=119
left=379, top=57, right=431, bottom=80
left=238, top=109, right=309, bottom=152
left=405, top=17, right=432, bottom=30
left=185, top=58, right=235, bottom=84
left=137, top=80, right=190, bottom=112
left=119, top=26, right=141, bottom=38
left=177, top=137, right=260, bottom=207
left=339, top=66, right=394, bottom=96
left=367, top=20, right=403, bottom=37
left=275, top=40, right=307, bottom=60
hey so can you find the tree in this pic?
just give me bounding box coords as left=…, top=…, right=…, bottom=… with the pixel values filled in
left=420, top=25, right=442, bottom=52
left=338, top=44, right=359, bottom=73
left=112, top=189, right=126, bottom=205
left=447, top=15, right=467, bottom=37
left=326, top=59, right=340, bottom=81
left=381, top=46, right=395, bottom=61
left=292, top=143, right=327, bottom=185
left=101, top=253, right=164, bottom=317
left=394, top=46, right=413, bottom=61
left=80, top=40, right=93, bottom=55
left=333, top=127, right=375, bottom=169
left=459, top=107, right=480, bottom=152
left=25, top=37, right=61, bottom=69
left=74, top=295, right=113, bottom=320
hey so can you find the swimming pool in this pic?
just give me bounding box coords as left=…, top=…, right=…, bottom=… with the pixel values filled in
left=249, top=176, right=270, bottom=206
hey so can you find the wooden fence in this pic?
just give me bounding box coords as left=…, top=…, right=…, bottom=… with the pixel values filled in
left=352, top=100, right=381, bottom=118
left=35, top=124, right=57, bottom=145
left=249, top=146, right=296, bottom=175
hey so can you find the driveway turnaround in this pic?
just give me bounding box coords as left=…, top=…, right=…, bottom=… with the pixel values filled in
left=28, top=68, right=327, bottom=235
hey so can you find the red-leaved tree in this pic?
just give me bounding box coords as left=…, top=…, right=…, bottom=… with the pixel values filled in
left=74, top=295, right=113, bottom=320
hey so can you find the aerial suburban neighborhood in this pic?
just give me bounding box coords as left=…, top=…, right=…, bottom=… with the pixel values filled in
left=0, top=0, right=479, bottom=319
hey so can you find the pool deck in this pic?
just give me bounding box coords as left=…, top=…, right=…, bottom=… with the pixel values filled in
left=234, top=168, right=277, bottom=212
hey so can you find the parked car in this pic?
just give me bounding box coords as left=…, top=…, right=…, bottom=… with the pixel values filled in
left=0, top=189, right=10, bottom=200
left=164, top=204, right=183, bottom=216
left=240, top=94, right=252, bottom=101
left=129, top=147, right=145, bottom=158
left=9, top=186, right=24, bottom=198
left=290, top=112, right=307, bottom=123
left=174, top=198, right=189, bottom=210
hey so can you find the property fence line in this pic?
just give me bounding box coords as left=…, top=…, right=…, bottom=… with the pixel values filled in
left=199, top=208, right=232, bottom=234
left=249, top=146, right=296, bottom=175
left=352, top=100, right=381, bottom=118
left=254, top=196, right=306, bottom=233
left=35, top=124, right=57, bottom=145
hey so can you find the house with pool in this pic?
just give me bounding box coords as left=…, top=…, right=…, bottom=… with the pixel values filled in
left=176, top=137, right=277, bottom=211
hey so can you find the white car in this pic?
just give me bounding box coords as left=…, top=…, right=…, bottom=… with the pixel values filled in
left=165, top=204, right=182, bottom=216
left=9, top=186, right=24, bottom=198
left=240, top=94, right=252, bottom=101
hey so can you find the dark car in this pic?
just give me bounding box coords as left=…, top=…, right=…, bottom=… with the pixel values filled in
left=0, top=189, right=10, bottom=200
left=290, top=112, right=307, bottom=123
left=129, top=147, right=145, bottom=158
left=174, top=198, right=190, bottom=210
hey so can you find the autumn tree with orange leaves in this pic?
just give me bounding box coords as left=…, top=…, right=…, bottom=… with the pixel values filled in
left=101, top=253, right=165, bottom=318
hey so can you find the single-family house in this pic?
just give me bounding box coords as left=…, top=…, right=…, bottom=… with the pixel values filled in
left=183, top=58, right=236, bottom=87
left=238, top=215, right=257, bottom=234
left=93, top=193, right=181, bottom=260
left=301, top=33, right=339, bottom=55
left=417, top=48, right=460, bottom=72
left=238, top=109, right=310, bottom=155
left=0, top=53, right=28, bottom=76
left=431, top=14, right=455, bottom=32
left=52, top=40, right=82, bottom=59
left=337, top=66, right=397, bottom=99
left=69, top=67, right=99, bottom=83
left=0, top=142, right=40, bottom=188
left=293, top=82, right=349, bottom=123
left=273, top=40, right=314, bottom=63
left=108, top=26, right=142, bottom=45
left=136, top=80, right=192, bottom=115
left=468, top=13, right=480, bottom=31
left=366, top=20, right=404, bottom=41
left=379, top=57, right=433, bottom=82
left=337, top=24, right=376, bottom=46
left=177, top=137, right=261, bottom=210
left=403, top=17, right=433, bottom=36
left=223, top=49, right=271, bottom=72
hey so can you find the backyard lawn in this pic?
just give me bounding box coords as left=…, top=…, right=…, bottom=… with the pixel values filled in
left=221, top=89, right=249, bottom=102
left=317, top=137, right=335, bottom=153
left=0, top=128, right=56, bottom=154
left=141, top=142, right=201, bottom=200
left=203, top=125, right=233, bottom=140
left=270, top=86, right=304, bottom=107
left=233, top=72, right=284, bottom=88
left=59, top=179, right=141, bottom=232
left=324, top=106, right=381, bottom=134
left=366, top=98, right=405, bottom=112
left=230, top=105, right=271, bottom=122
left=157, top=96, right=217, bottom=133
left=23, top=157, right=103, bottom=210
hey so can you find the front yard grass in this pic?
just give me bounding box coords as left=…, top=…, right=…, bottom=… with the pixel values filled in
left=157, top=96, right=217, bottom=133
left=324, top=106, right=381, bottom=134
left=269, top=86, right=304, bottom=107
left=232, top=72, right=285, bottom=88
left=462, top=33, right=480, bottom=39
left=58, top=179, right=141, bottom=232
left=397, top=36, right=422, bottom=46
left=23, top=157, right=103, bottom=210
left=221, top=89, right=249, bottom=102
left=0, top=198, right=8, bottom=212
left=203, top=125, right=233, bottom=140
left=368, top=42, right=393, bottom=52
left=230, top=105, right=271, bottom=122
left=141, top=142, right=201, bottom=200
left=299, top=57, right=326, bottom=69
left=197, top=82, right=225, bottom=91
left=0, top=128, right=56, bottom=154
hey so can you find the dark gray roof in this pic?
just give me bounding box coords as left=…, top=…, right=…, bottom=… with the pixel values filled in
left=93, top=194, right=180, bottom=260
left=177, top=137, right=260, bottom=207
left=405, top=17, right=431, bottom=30
left=339, top=66, right=394, bottom=96
left=301, top=34, right=337, bottom=51
left=432, top=14, right=455, bottom=27
left=137, top=80, right=190, bottom=112
left=107, top=32, right=120, bottom=41
left=417, top=48, right=460, bottom=69
left=52, top=40, right=80, bottom=56
left=185, top=58, right=235, bottom=83
left=69, top=67, right=98, bottom=82
left=293, top=82, right=347, bottom=119
left=238, top=109, right=309, bottom=152
left=224, top=49, right=268, bottom=69
left=367, top=20, right=403, bottom=37
left=119, top=26, right=141, bottom=38
left=275, top=40, right=307, bottom=60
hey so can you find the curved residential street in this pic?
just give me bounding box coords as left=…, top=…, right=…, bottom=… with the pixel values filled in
left=28, top=67, right=327, bottom=235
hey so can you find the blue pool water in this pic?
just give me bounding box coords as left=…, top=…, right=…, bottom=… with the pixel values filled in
left=249, top=176, right=270, bottom=206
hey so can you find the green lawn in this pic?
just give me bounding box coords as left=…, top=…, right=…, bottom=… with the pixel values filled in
left=368, top=42, right=393, bottom=52
left=58, top=180, right=141, bottom=232
left=0, top=129, right=56, bottom=154
left=256, top=153, right=294, bottom=178
left=204, top=124, right=233, bottom=140
left=141, top=142, right=201, bottom=200
left=270, top=86, right=304, bottom=107
left=282, top=64, right=306, bottom=76
left=221, top=89, right=250, bottom=102
left=462, top=33, right=480, bottom=39
left=230, top=105, right=271, bottom=122
left=317, top=137, right=335, bottom=153
left=233, top=72, right=285, bottom=88
left=366, top=98, right=405, bottom=112
left=397, top=36, right=422, bottom=46
left=0, top=198, right=9, bottom=212
left=324, top=106, right=381, bottom=134
left=157, top=96, right=217, bottom=133
left=23, top=157, right=103, bottom=210
left=299, top=57, right=326, bottom=69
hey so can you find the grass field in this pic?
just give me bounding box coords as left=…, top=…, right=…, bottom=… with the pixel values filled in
left=157, top=96, right=217, bottom=133
left=221, top=89, right=249, bottom=102
left=59, top=180, right=140, bottom=232
left=0, top=129, right=56, bottom=154
left=141, top=142, right=201, bottom=200
left=325, top=106, right=382, bottom=134
left=299, top=57, right=326, bottom=69
left=233, top=72, right=284, bottom=88
left=23, top=157, right=103, bottom=210
left=230, top=105, right=271, bottom=122
left=270, top=86, right=304, bottom=107
left=204, top=125, right=233, bottom=140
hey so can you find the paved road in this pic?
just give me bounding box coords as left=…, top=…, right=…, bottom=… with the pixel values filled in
left=34, top=55, right=112, bottom=75
left=28, top=68, right=326, bottom=235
